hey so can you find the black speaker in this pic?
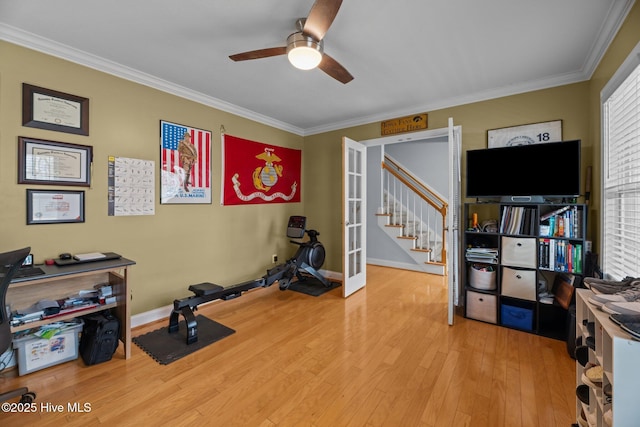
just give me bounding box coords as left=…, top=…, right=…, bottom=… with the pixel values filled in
left=80, top=311, right=120, bottom=365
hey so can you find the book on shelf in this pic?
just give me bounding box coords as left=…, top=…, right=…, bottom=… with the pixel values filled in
left=575, top=244, right=582, bottom=273
left=556, top=240, right=565, bottom=271
left=538, top=238, right=549, bottom=269
left=525, top=207, right=536, bottom=235
left=510, top=206, right=518, bottom=234
left=540, top=205, right=582, bottom=239
left=499, top=206, right=536, bottom=235
left=499, top=206, right=510, bottom=233
left=557, top=216, right=565, bottom=237
left=540, top=205, right=572, bottom=221
left=537, top=238, right=582, bottom=273
left=465, top=247, right=499, bottom=264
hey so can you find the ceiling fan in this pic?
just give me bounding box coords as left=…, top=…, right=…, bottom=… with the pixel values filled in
left=228, top=0, right=353, bottom=84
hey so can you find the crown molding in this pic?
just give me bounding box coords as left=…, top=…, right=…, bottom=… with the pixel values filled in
left=0, top=23, right=306, bottom=136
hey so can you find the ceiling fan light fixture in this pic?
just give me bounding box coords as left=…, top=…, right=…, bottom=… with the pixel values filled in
left=287, top=32, right=323, bottom=70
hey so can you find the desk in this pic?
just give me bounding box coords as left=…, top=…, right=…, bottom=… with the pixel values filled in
left=8, top=257, right=136, bottom=359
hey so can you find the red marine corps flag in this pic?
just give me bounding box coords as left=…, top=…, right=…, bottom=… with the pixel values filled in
left=221, top=134, right=301, bottom=205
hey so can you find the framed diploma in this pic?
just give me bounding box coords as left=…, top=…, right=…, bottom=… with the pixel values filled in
left=26, top=189, right=85, bottom=224
left=22, top=83, right=89, bottom=135
left=487, top=120, right=562, bottom=148
left=18, top=137, right=93, bottom=186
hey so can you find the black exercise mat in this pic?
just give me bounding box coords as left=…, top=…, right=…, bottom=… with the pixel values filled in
left=133, top=315, right=235, bottom=365
left=288, top=277, right=341, bottom=296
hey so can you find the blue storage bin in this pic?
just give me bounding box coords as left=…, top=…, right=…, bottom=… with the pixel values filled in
left=501, top=304, right=533, bottom=331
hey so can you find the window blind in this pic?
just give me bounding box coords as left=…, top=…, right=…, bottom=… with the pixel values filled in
left=602, top=57, right=640, bottom=280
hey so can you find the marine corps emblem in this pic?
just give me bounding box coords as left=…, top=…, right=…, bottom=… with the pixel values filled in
left=252, top=148, right=283, bottom=191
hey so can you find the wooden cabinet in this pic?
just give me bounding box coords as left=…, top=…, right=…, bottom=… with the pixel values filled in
left=7, top=257, right=135, bottom=359
left=575, top=289, right=640, bottom=426
left=463, top=202, right=586, bottom=340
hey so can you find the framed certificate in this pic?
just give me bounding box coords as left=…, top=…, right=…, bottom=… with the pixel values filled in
left=18, top=137, right=93, bottom=186
left=22, top=83, right=89, bottom=135
left=26, top=189, right=85, bottom=224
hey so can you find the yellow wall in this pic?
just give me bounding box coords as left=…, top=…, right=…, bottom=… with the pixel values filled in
left=2, top=2, right=639, bottom=315
left=308, top=83, right=591, bottom=271
left=0, top=41, right=304, bottom=314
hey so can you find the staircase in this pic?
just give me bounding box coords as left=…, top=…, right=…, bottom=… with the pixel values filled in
left=375, top=155, right=447, bottom=276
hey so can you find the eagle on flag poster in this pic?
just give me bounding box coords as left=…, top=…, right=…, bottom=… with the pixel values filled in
left=252, top=148, right=282, bottom=191
left=222, top=134, right=301, bottom=205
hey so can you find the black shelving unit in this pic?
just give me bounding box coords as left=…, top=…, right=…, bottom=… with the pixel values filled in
left=462, top=201, right=586, bottom=340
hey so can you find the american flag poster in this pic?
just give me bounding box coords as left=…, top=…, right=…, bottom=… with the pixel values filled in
left=221, top=134, right=301, bottom=205
left=160, top=120, right=212, bottom=204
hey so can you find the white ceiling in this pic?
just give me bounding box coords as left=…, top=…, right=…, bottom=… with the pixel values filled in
left=0, top=0, right=634, bottom=136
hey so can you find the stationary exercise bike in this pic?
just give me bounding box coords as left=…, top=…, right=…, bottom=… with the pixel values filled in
left=169, top=215, right=332, bottom=344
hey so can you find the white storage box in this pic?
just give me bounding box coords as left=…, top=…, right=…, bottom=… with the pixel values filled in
left=13, top=320, right=83, bottom=376
left=501, top=267, right=536, bottom=301
left=469, top=264, right=497, bottom=290
left=466, top=290, right=497, bottom=324
left=501, top=236, right=536, bottom=268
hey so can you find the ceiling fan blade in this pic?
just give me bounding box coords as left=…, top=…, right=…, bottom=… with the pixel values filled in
left=303, top=0, right=343, bottom=41
left=318, top=53, right=353, bottom=84
left=229, top=47, right=287, bottom=61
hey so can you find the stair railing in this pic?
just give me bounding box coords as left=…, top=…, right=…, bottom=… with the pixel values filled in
left=381, top=154, right=448, bottom=263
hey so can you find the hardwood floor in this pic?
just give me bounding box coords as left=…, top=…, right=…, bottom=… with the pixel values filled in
left=1, top=265, right=576, bottom=426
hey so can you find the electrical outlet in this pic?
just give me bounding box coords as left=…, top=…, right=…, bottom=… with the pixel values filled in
left=272, top=254, right=278, bottom=263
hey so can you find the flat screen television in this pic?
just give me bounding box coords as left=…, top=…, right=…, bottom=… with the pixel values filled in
left=466, top=139, right=581, bottom=201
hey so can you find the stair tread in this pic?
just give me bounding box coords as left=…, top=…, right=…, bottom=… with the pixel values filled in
left=377, top=198, right=444, bottom=269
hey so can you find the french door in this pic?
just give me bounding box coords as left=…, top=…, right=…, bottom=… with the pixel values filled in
left=342, top=136, right=367, bottom=297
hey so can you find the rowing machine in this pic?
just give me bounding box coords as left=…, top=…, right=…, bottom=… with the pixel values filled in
left=169, top=215, right=331, bottom=344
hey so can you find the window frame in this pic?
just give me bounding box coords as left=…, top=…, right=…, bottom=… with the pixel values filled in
left=600, top=41, right=640, bottom=280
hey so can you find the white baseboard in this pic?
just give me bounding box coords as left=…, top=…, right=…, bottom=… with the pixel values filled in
left=367, top=258, right=426, bottom=272
left=367, top=258, right=444, bottom=276
left=131, top=305, right=173, bottom=328
left=131, top=269, right=342, bottom=328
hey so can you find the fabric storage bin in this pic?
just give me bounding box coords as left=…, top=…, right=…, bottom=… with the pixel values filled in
left=501, top=303, right=534, bottom=331
left=469, top=263, right=496, bottom=290
left=501, top=266, right=536, bottom=300
left=501, top=236, right=536, bottom=268
left=466, top=290, right=497, bottom=324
